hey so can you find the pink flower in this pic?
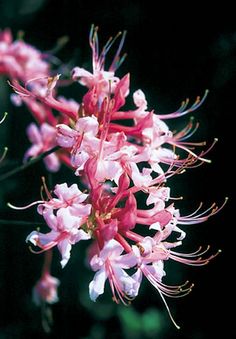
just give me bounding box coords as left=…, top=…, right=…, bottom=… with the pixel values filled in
left=23, top=183, right=92, bottom=267
left=25, top=122, right=60, bottom=172
left=89, top=239, right=138, bottom=303
left=146, top=187, right=170, bottom=206
left=57, top=115, right=99, bottom=148
left=72, top=25, right=127, bottom=99
left=33, top=271, right=60, bottom=306
left=0, top=29, right=49, bottom=82
left=6, top=26, right=225, bottom=330
left=10, top=78, right=78, bottom=121
left=38, top=182, right=90, bottom=216
left=27, top=208, right=91, bottom=268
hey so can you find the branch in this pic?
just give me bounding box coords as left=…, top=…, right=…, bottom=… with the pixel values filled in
left=0, top=146, right=60, bottom=182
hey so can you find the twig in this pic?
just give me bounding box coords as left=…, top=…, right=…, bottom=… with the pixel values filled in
left=0, top=146, right=60, bottom=182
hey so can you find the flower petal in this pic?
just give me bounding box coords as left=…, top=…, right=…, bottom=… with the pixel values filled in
left=58, top=239, right=72, bottom=268
left=89, top=268, right=107, bottom=301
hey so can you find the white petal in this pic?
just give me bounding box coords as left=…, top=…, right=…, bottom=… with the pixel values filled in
left=71, top=229, right=91, bottom=244
left=100, top=239, right=124, bottom=260
left=149, top=221, right=161, bottom=231
left=58, top=239, right=72, bottom=268
left=89, top=268, right=107, bottom=301
left=114, top=252, right=137, bottom=269
left=26, top=231, right=38, bottom=245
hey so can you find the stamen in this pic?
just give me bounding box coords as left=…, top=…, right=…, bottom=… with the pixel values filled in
left=169, top=246, right=221, bottom=266
left=7, top=200, right=43, bottom=210
left=157, top=90, right=209, bottom=120
left=8, top=80, right=30, bottom=97
left=109, top=30, right=127, bottom=72
left=157, top=290, right=181, bottom=330
left=0, top=147, right=8, bottom=162
left=168, top=141, right=212, bottom=163
left=141, top=265, right=182, bottom=329
left=25, top=76, right=48, bottom=89
left=0, top=112, right=8, bottom=124
left=178, top=198, right=228, bottom=225
left=41, top=177, right=52, bottom=200
left=170, top=196, right=183, bottom=201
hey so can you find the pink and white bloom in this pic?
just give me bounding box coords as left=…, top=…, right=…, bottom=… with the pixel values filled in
left=25, top=122, right=60, bottom=172
left=72, top=25, right=128, bottom=99
left=5, top=26, right=224, bottom=330
left=56, top=115, right=99, bottom=149
left=27, top=208, right=91, bottom=268
left=23, top=183, right=92, bottom=268
left=33, top=271, right=60, bottom=306
left=89, top=239, right=138, bottom=303
left=0, top=29, right=49, bottom=82
left=38, top=182, right=91, bottom=217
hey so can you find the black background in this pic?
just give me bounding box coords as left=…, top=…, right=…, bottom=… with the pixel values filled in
left=0, top=1, right=234, bottom=338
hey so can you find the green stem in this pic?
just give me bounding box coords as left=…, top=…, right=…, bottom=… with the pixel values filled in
left=0, top=146, right=60, bottom=182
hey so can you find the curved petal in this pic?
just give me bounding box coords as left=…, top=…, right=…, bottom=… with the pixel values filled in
left=44, top=154, right=60, bottom=172
left=58, top=239, right=72, bottom=268
left=71, top=229, right=91, bottom=244
left=100, top=239, right=124, bottom=260
left=26, top=230, right=59, bottom=249
left=113, top=267, right=140, bottom=298
left=42, top=209, right=58, bottom=230
left=89, top=268, right=107, bottom=301
left=114, top=252, right=137, bottom=269
left=26, top=123, right=41, bottom=144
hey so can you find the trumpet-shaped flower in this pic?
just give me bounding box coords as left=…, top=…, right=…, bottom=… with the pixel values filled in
left=27, top=208, right=91, bottom=268
left=89, top=239, right=138, bottom=303
left=5, top=26, right=225, bottom=330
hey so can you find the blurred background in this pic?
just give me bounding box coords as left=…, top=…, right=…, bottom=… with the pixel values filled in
left=0, top=1, right=234, bottom=338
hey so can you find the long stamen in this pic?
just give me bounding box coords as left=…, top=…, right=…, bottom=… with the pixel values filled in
left=89, top=26, right=127, bottom=73
left=25, top=76, right=49, bottom=90
left=8, top=200, right=44, bottom=210
left=168, top=141, right=211, bottom=163
left=99, top=31, right=122, bottom=70
left=157, top=90, right=209, bottom=120
left=109, top=30, right=127, bottom=72
left=170, top=245, right=210, bottom=258
left=0, top=112, right=8, bottom=124
left=141, top=265, right=181, bottom=329
left=0, top=147, right=8, bottom=162
left=29, top=242, right=57, bottom=254
left=41, top=176, right=52, bottom=200
left=169, top=248, right=221, bottom=266
left=106, top=261, right=129, bottom=306
left=178, top=198, right=228, bottom=225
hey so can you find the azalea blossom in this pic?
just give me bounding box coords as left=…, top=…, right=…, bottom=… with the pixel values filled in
left=5, top=26, right=226, bottom=330
left=72, top=24, right=127, bottom=99
left=27, top=208, right=91, bottom=268
left=33, top=271, right=60, bottom=306
left=0, top=28, right=49, bottom=82
left=37, top=182, right=91, bottom=216
left=25, top=122, right=60, bottom=172
left=89, top=239, right=138, bottom=303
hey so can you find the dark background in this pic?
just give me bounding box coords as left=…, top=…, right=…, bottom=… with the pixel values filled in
left=0, top=1, right=234, bottom=338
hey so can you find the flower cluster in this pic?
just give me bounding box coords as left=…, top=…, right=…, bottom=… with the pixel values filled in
left=4, top=26, right=226, bottom=328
